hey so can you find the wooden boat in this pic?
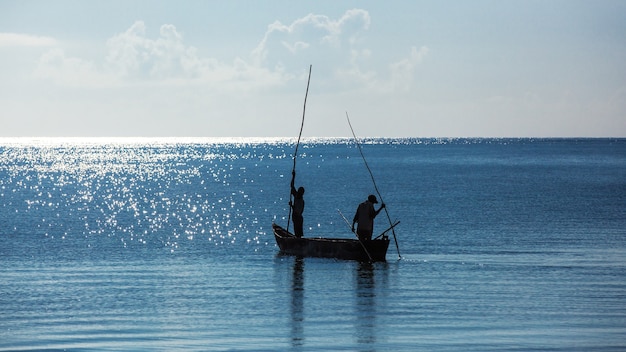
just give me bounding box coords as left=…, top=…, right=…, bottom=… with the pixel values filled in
left=272, top=223, right=390, bottom=262
left=273, top=66, right=399, bottom=262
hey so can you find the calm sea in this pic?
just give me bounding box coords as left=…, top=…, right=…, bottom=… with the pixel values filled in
left=0, top=138, right=625, bottom=351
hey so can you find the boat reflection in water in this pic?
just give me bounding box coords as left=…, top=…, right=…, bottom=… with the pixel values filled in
left=286, top=255, right=389, bottom=351
left=290, top=256, right=305, bottom=349
left=355, top=262, right=376, bottom=349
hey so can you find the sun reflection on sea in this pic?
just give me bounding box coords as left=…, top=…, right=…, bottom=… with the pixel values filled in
left=0, top=137, right=288, bottom=253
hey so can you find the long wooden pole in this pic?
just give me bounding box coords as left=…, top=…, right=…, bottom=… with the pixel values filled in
left=287, top=65, right=312, bottom=232
left=346, top=111, right=401, bottom=259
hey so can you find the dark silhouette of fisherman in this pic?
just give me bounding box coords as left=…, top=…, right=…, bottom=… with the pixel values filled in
left=290, top=170, right=305, bottom=238
left=352, top=195, right=385, bottom=241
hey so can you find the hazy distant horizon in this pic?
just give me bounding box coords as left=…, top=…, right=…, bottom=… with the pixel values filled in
left=2, top=1, right=625, bottom=137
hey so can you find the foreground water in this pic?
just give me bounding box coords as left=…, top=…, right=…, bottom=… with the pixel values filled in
left=0, top=138, right=625, bottom=351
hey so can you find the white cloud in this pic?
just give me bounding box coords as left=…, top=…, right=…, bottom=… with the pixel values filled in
left=0, top=33, right=56, bottom=47
left=33, top=48, right=114, bottom=87
left=251, top=9, right=371, bottom=67
left=33, top=21, right=289, bottom=89
left=29, top=12, right=425, bottom=95
left=105, top=21, right=197, bottom=80
left=333, top=45, right=430, bottom=93
left=249, top=9, right=430, bottom=94
left=282, top=41, right=310, bottom=54
left=333, top=49, right=377, bottom=87
left=389, top=46, right=430, bottom=91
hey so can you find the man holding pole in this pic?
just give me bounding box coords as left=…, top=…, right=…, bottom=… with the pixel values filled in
left=351, top=195, right=385, bottom=241
left=290, top=170, right=305, bottom=238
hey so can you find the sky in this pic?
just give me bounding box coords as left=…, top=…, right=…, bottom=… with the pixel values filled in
left=1, top=0, right=625, bottom=137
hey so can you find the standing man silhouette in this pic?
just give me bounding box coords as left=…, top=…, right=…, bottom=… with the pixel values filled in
left=290, top=170, right=305, bottom=238
left=352, top=195, right=385, bottom=241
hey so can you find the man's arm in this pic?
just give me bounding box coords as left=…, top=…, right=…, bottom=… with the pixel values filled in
left=290, top=170, right=296, bottom=194
left=374, top=203, right=386, bottom=217
left=351, top=208, right=359, bottom=232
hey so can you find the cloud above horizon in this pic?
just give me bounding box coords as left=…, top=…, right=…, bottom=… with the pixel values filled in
left=26, top=9, right=425, bottom=93
left=0, top=33, right=57, bottom=47
left=2, top=1, right=622, bottom=137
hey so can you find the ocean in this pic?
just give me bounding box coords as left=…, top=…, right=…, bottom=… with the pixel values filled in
left=0, top=137, right=625, bottom=351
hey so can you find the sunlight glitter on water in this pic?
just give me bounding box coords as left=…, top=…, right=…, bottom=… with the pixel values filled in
left=1, top=138, right=625, bottom=351
left=0, top=138, right=283, bottom=252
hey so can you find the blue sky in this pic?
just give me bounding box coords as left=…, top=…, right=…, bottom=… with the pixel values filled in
left=1, top=0, right=625, bottom=137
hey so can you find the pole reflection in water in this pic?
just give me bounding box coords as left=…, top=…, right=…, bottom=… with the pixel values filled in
left=290, top=256, right=305, bottom=349
left=355, top=261, right=376, bottom=349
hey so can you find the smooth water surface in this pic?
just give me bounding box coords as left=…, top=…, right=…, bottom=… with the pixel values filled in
left=1, top=138, right=625, bottom=351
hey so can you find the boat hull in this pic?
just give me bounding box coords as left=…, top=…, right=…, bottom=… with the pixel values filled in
left=272, top=223, right=389, bottom=262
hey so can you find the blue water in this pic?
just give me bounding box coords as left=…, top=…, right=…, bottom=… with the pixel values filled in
left=1, top=138, right=625, bottom=351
